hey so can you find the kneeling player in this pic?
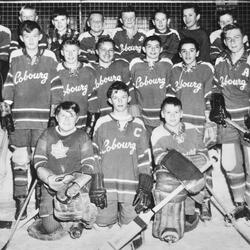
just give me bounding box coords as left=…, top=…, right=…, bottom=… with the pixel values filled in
left=151, top=97, right=209, bottom=243
left=28, top=101, right=101, bottom=240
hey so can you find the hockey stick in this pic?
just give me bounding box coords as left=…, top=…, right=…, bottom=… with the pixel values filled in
left=1, top=179, right=37, bottom=250
left=107, top=159, right=214, bottom=250
left=206, top=184, right=250, bottom=245
left=224, top=118, right=249, bottom=133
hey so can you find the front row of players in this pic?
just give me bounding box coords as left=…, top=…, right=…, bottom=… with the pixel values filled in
left=24, top=82, right=211, bottom=247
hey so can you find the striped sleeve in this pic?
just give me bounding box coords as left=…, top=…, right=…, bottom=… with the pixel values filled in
left=0, top=25, right=11, bottom=62
left=2, top=68, right=14, bottom=104
left=34, top=130, right=48, bottom=170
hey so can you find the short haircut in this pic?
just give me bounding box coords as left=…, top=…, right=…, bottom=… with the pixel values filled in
left=181, top=3, right=200, bottom=15
left=51, top=8, right=68, bottom=19
left=61, top=38, right=80, bottom=48
left=96, top=36, right=115, bottom=50
left=152, top=9, right=170, bottom=20
left=143, top=35, right=162, bottom=48
left=161, top=97, right=182, bottom=111
left=178, top=37, right=199, bottom=52
left=216, top=9, right=235, bottom=23
left=55, top=101, right=80, bottom=116
left=120, top=5, right=137, bottom=17
left=222, top=23, right=245, bottom=41
left=19, top=20, right=41, bottom=35
left=19, top=4, right=36, bottom=15
left=107, top=81, right=130, bottom=99
left=88, top=11, right=104, bottom=22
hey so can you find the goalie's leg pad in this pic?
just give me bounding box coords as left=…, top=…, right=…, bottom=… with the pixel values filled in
left=152, top=169, right=187, bottom=242
left=27, top=217, right=67, bottom=241
left=160, top=149, right=203, bottom=182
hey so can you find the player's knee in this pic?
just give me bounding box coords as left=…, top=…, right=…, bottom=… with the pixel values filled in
left=12, top=147, right=30, bottom=165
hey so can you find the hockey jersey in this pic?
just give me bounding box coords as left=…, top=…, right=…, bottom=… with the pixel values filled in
left=146, top=27, right=180, bottom=60
left=3, top=48, right=63, bottom=130
left=93, top=114, right=151, bottom=202
left=57, top=62, right=97, bottom=129
left=91, top=58, right=132, bottom=115
left=34, top=127, right=97, bottom=175
left=151, top=122, right=208, bottom=166
left=168, top=61, right=214, bottom=126
left=130, top=57, right=173, bottom=128
left=78, top=29, right=111, bottom=63
left=112, top=27, right=146, bottom=62
left=0, top=24, right=11, bottom=62
left=213, top=50, right=250, bottom=121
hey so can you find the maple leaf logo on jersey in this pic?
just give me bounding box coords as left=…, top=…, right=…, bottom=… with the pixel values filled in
left=51, top=140, right=69, bottom=159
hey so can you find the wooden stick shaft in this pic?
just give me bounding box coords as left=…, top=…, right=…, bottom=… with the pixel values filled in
left=225, top=118, right=248, bottom=133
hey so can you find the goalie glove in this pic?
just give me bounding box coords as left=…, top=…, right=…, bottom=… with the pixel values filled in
left=89, top=173, right=107, bottom=209
left=133, top=174, right=153, bottom=214
left=0, top=102, right=14, bottom=134
left=47, top=174, right=74, bottom=192
left=209, top=93, right=231, bottom=127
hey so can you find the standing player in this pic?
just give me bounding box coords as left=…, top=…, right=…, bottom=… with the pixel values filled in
left=9, top=4, right=48, bottom=55
left=210, top=23, right=250, bottom=219
left=57, top=39, right=97, bottom=129
left=2, top=20, right=63, bottom=220
left=151, top=96, right=207, bottom=243
left=111, top=6, right=146, bottom=62
left=92, top=81, right=152, bottom=248
left=48, top=8, right=79, bottom=62
left=167, top=37, right=215, bottom=220
left=78, top=11, right=111, bottom=63
left=177, top=3, right=210, bottom=63
left=130, top=35, right=173, bottom=135
left=147, top=9, right=180, bottom=61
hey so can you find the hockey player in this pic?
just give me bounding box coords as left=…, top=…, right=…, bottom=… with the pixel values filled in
left=78, top=11, right=111, bottom=63
left=9, top=4, right=48, bottom=56
left=209, top=9, right=249, bottom=65
left=129, top=35, right=173, bottom=134
left=151, top=96, right=208, bottom=243
left=57, top=39, right=97, bottom=129
left=210, top=23, right=250, bottom=219
left=147, top=9, right=180, bottom=61
left=92, top=81, right=152, bottom=248
left=28, top=101, right=99, bottom=240
left=48, top=8, right=79, bottom=62
left=2, top=20, right=63, bottom=220
left=167, top=37, right=215, bottom=221
left=177, top=3, right=210, bottom=63
left=111, top=6, right=146, bottom=62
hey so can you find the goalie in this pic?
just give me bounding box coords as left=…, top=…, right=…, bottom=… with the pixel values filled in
left=28, top=101, right=105, bottom=240
left=151, top=97, right=209, bottom=243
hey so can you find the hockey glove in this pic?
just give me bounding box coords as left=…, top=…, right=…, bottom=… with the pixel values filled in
left=47, top=116, right=58, bottom=128
left=209, top=93, right=231, bottom=127
left=89, top=173, right=107, bottom=209
left=47, top=174, right=74, bottom=192
left=133, top=174, right=153, bottom=214
left=0, top=102, right=14, bottom=134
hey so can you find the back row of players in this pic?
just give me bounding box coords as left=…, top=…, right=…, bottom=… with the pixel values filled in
left=0, top=2, right=250, bottom=245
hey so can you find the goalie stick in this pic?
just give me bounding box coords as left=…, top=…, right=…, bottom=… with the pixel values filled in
left=105, top=158, right=215, bottom=250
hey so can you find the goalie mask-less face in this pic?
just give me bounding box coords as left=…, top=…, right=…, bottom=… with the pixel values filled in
left=56, top=109, right=78, bottom=133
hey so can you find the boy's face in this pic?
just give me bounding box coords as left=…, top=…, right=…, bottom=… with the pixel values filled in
left=161, top=104, right=183, bottom=128
left=20, top=28, right=42, bottom=51
left=62, top=44, right=80, bottom=64
left=56, top=109, right=78, bottom=133
left=97, top=41, right=114, bottom=64
left=143, top=40, right=162, bottom=61
left=153, top=12, right=169, bottom=33
left=20, top=8, right=37, bottom=22
left=219, top=14, right=234, bottom=29
left=121, top=12, right=136, bottom=29
left=88, top=13, right=104, bottom=33
left=224, top=28, right=245, bottom=54
left=108, top=90, right=131, bottom=113
left=52, top=15, right=69, bottom=32
left=179, top=42, right=199, bottom=66
left=183, top=8, right=200, bottom=30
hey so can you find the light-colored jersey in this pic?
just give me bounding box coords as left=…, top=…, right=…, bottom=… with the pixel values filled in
left=130, top=57, right=173, bottom=128
left=93, top=114, right=151, bottom=202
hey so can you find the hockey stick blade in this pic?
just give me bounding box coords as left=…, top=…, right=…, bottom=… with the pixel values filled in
left=206, top=185, right=250, bottom=245
left=107, top=159, right=214, bottom=250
